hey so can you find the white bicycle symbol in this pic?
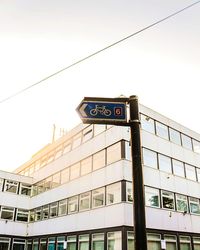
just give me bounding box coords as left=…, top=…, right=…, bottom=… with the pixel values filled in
left=90, top=105, right=112, bottom=116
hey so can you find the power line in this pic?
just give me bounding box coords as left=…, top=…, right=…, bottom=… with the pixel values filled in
left=0, top=0, right=199, bottom=104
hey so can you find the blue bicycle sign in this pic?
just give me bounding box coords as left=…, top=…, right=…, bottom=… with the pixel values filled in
left=90, top=105, right=112, bottom=116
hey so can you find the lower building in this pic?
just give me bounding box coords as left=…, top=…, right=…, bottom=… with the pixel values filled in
left=0, top=104, right=200, bottom=249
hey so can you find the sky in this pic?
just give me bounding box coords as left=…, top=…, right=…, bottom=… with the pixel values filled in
left=0, top=0, right=199, bottom=172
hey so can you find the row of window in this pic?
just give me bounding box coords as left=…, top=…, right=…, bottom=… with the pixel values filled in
left=143, top=147, right=200, bottom=182
left=0, top=179, right=31, bottom=196
left=141, top=113, right=200, bottom=153
left=20, top=124, right=113, bottom=177
left=145, top=186, right=200, bottom=214
left=32, top=141, right=123, bottom=196
left=0, top=207, right=29, bottom=222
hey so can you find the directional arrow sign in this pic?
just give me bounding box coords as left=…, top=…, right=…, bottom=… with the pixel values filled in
left=76, top=97, right=128, bottom=125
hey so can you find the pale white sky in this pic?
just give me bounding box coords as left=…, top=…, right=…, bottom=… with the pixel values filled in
left=0, top=0, right=199, bottom=172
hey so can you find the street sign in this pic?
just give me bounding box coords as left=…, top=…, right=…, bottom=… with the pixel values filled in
left=76, top=97, right=128, bottom=125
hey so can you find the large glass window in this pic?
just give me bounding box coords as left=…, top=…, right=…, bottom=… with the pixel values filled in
left=12, top=239, right=25, bottom=250
left=107, top=142, right=122, bottom=165
left=68, top=196, right=78, bottom=214
left=79, top=192, right=91, bottom=211
left=58, top=199, right=67, bottom=216
left=0, top=237, right=10, bottom=250
left=92, top=187, right=105, bottom=208
left=185, top=164, right=196, bottom=181
left=143, top=148, right=157, bottom=169
left=16, top=209, right=29, bottom=222
left=169, top=128, right=181, bottom=145
left=189, top=197, right=200, bottom=214
left=179, top=236, right=191, bottom=250
left=81, top=157, right=92, bottom=176
left=67, top=236, right=76, bottom=250
left=193, top=140, right=200, bottom=154
left=20, top=183, right=32, bottom=196
left=82, top=125, right=93, bottom=143
left=48, top=237, right=56, bottom=250
left=93, top=150, right=106, bottom=171
left=127, top=232, right=134, bottom=250
left=181, top=134, right=193, bottom=150
left=57, top=236, right=66, bottom=250
left=161, top=191, right=175, bottom=210
left=141, top=114, right=155, bottom=134
left=193, top=237, right=200, bottom=250
left=147, top=234, right=161, bottom=250
left=176, top=194, right=188, bottom=213
left=145, top=187, right=160, bottom=208
left=126, top=182, right=133, bottom=202
left=61, top=168, right=70, bottom=184
left=78, top=235, right=89, bottom=250
left=0, top=207, right=14, bottom=220
left=107, top=231, right=122, bottom=250
left=164, top=235, right=177, bottom=250
left=172, top=160, right=185, bottom=178
left=70, top=163, right=80, bottom=180
left=92, top=234, right=104, bottom=250
left=155, top=121, right=169, bottom=140
left=106, top=182, right=121, bottom=205
left=4, top=180, right=18, bottom=193
left=42, top=205, right=49, bottom=220
left=50, top=202, right=58, bottom=218
left=158, top=154, right=172, bottom=173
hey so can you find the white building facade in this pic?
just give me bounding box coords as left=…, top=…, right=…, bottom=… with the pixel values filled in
left=1, top=104, right=200, bottom=250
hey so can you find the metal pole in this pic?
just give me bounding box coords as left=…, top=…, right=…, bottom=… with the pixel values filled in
left=129, top=95, right=147, bottom=250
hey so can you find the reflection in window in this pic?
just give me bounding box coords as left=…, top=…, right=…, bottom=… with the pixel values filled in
left=182, top=134, right=193, bottom=150
left=189, top=197, right=200, bottom=214
left=143, top=148, right=157, bottom=169
left=92, top=187, right=105, bottom=208
left=93, top=150, right=106, bottom=171
left=107, top=142, right=122, bottom=165
left=145, top=187, right=160, bottom=208
left=185, top=164, right=196, bottom=181
left=68, top=196, right=78, bottom=214
left=158, top=154, right=172, bottom=173
left=106, top=182, right=121, bottom=205
left=169, top=128, right=181, bottom=145
left=176, top=194, right=188, bottom=213
left=79, top=192, right=91, bottom=211
left=1, top=207, right=14, bottom=220
left=92, top=233, right=104, bottom=250
left=155, top=122, right=169, bottom=140
left=141, top=114, right=155, bottom=134
left=107, top=232, right=122, bottom=250
left=161, top=191, right=175, bottom=210
left=172, top=160, right=185, bottom=178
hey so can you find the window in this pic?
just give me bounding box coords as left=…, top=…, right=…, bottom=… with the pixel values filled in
left=40, top=238, right=47, bottom=250
left=169, top=128, right=181, bottom=145
left=193, top=237, right=200, bottom=250
left=92, top=187, right=105, bottom=208
left=107, top=142, right=122, bottom=165
left=63, top=141, right=71, bottom=155
left=193, top=140, right=200, bottom=154
left=93, top=150, right=106, bottom=171
left=20, top=183, right=32, bottom=196
left=29, top=210, right=35, bottom=222
left=82, top=125, right=93, bottom=142
left=107, top=232, right=122, bottom=250
left=16, top=209, right=29, bottom=222
left=42, top=205, right=49, bottom=220
left=176, top=194, right=188, bottom=213
left=79, top=192, right=91, bottom=211
left=52, top=172, right=60, bottom=188
left=145, top=187, right=160, bottom=208
left=67, top=236, right=76, bottom=250
left=0, top=207, right=14, bottom=220
left=92, top=234, right=104, bottom=250
left=172, top=160, right=185, bottom=178
left=44, top=176, right=52, bottom=191
left=37, top=180, right=45, bottom=194
left=68, top=196, right=78, bottom=214
left=181, top=134, right=193, bottom=150
left=78, top=235, right=89, bottom=250
left=81, top=157, right=92, bottom=176
left=179, top=236, right=191, bottom=250
left=57, top=236, right=65, bottom=250
left=155, top=121, right=169, bottom=140
left=35, top=207, right=41, bottom=221
left=141, top=114, right=155, bottom=134
left=161, top=191, right=175, bottom=210
left=164, top=235, right=177, bottom=250
left=147, top=234, right=161, bottom=250
left=158, top=154, right=172, bottom=173
left=143, top=148, right=157, bottom=169
left=72, top=133, right=82, bottom=149
left=0, top=178, right=4, bottom=192
left=94, top=124, right=106, bottom=136
left=48, top=237, right=56, bottom=250
left=127, top=232, right=134, bottom=250
left=12, top=239, right=26, bottom=250
left=0, top=237, right=10, bottom=250
left=126, top=182, right=133, bottom=202
left=50, top=202, right=58, bottom=218
left=70, top=163, right=80, bottom=180
left=125, top=141, right=131, bottom=161
left=58, top=199, right=67, bottom=216
left=185, top=164, right=196, bottom=181
left=189, top=197, right=200, bottom=214
left=33, top=239, right=39, bottom=250
left=4, top=180, right=18, bottom=193
left=61, top=168, right=70, bottom=184
left=106, top=182, right=121, bottom=205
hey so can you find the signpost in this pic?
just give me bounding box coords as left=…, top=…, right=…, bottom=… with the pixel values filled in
left=76, top=95, right=147, bottom=250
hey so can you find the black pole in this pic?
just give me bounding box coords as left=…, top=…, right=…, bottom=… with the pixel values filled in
left=129, top=95, right=147, bottom=250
